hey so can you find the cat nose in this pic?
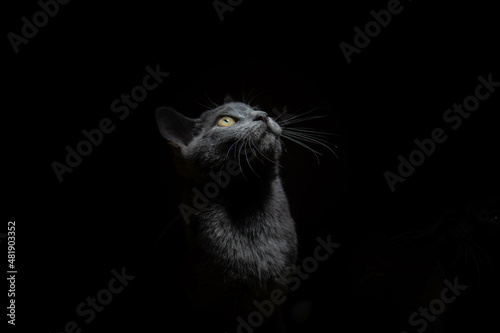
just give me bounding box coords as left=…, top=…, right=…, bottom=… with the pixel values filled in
left=252, top=111, right=268, bottom=121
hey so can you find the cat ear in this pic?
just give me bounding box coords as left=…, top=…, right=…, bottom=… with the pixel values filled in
left=156, top=106, right=196, bottom=149
left=224, top=94, right=233, bottom=104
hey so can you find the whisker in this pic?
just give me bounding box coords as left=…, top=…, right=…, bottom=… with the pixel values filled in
left=216, top=164, right=225, bottom=183
left=284, top=127, right=341, bottom=138
left=250, top=140, right=284, bottom=169
left=283, top=128, right=336, bottom=138
left=279, top=115, right=328, bottom=126
left=443, top=243, right=465, bottom=275
left=204, top=91, right=219, bottom=108
left=280, top=138, right=288, bottom=154
left=277, top=104, right=327, bottom=124
left=226, top=139, right=242, bottom=158
left=194, top=99, right=215, bottom=110
left=247, top=88, right=270, bottom=106
left=273, top=106, right=288, bottom=122
left=217, top=138, right=242, bottom=182
left=237, top=140, right=247, bottom=181
left=467, top=246, right=482, bottom=299
left=386, top=235, right=432, bottom=250
left=242, top=80, right=266, bottom=105
left=248, top=141, right=264, bottom=164
left=244, top=139, right=259, bottom=177
left=469, top=240, right=499, bottom=272
left=283, top=130, right=339, bottom=148
left=282, top=131, right=339, bottom=159
left=281, top=134, right=321, bottom=164
left=241, top=82, right=246, bottom=104
left=382, top=229, right=432, bottom=248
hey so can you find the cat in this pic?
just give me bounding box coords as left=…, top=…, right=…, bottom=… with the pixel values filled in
left=156, top=97, right=299, bottom=331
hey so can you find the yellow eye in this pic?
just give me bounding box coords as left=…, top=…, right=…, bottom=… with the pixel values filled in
left=217, top=116, right=235, bottom=127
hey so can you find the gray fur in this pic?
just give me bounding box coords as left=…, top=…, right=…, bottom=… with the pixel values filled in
left=156, top=101, right=298, bottom=290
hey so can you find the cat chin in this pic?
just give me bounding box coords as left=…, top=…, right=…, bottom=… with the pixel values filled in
left=255, top=144, right=282, bottom=163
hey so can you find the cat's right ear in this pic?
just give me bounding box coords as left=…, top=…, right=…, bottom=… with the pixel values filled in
left=156, top=107, right=196, bottom=151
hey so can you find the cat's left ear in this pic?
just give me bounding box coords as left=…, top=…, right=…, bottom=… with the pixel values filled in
left=224, top=94, right=233, bottom=104
left=156, top=106, right=196, bottom=150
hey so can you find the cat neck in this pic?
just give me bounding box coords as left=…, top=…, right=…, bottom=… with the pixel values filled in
left=201, top=164, right=280, bottom=201
left=179, top=166, right=287, bottom=227
left=183, top=170, right=296, bottom=286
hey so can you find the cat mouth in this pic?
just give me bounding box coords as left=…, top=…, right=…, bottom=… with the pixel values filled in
left=255, top=124, right=281, bottom=145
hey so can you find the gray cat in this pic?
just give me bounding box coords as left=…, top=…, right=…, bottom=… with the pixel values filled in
left=156, top=98, right=299, bottom=331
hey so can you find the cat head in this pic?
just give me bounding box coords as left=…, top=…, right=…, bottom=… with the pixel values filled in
left=156, top=99, right=283, bottom=181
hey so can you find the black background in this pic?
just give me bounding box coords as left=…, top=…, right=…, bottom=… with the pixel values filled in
left=4, top=0, right=499, bottom=332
